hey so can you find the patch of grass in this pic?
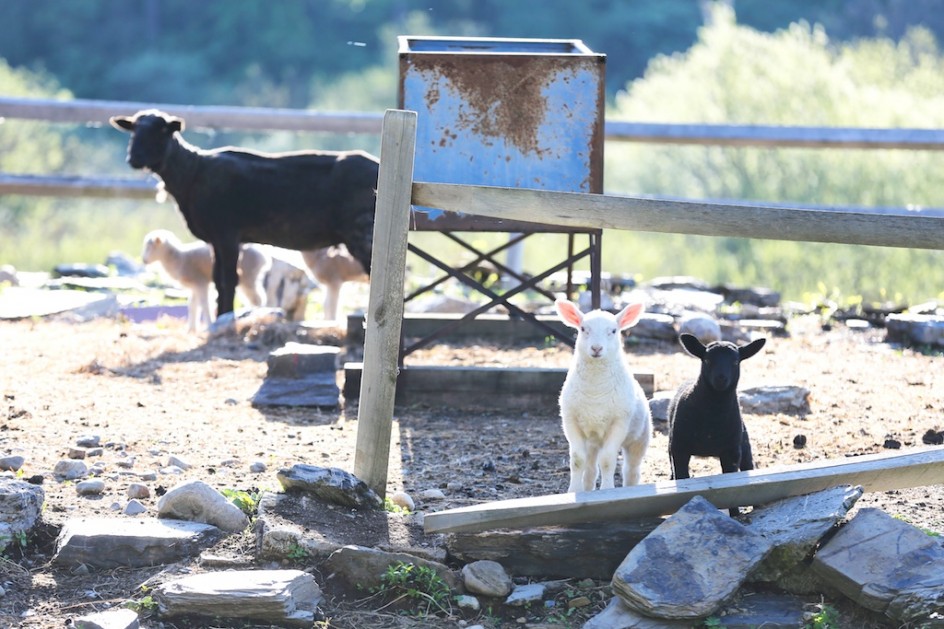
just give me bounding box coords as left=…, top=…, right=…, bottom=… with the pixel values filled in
left=286, top=542, right=311, bottom=563
left=372, top=561, right=453, bottom=617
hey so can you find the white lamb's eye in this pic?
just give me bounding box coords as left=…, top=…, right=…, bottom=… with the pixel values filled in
left=580, top=326, right=586, bottom=333
left=611, top=328, right=617, bottom=334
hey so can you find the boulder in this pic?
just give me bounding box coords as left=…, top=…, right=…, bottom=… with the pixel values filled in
left=276, top=465, right=382, bottom=509
left=53, top=517, right=220, bottom=569
left=611, top=496, right=773, bottom=620
left=154, top=569, right=322, bottom=627
left=157, top=479, right=249, bottom=533
left=812, top=508, right=944, bottom=625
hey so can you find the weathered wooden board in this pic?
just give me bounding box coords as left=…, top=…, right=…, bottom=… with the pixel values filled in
left=447, top=519, right=664, bottom=579
left=352, top=110, right=416, bottom=497
left=343, top=362, right=654, bottom=412
left=424, top=447, right=944, bottom=534
left=411, top=182, right=944, bottom=250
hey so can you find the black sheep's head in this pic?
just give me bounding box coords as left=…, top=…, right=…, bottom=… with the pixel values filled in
left=109, top=109, right=185, bottom=171
left=680, top=333, right=766, bottom=392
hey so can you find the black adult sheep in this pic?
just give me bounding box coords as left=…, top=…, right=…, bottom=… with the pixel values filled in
left=111, top=109, right=378, bottom=318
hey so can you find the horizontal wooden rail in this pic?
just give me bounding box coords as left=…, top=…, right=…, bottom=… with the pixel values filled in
left=4, top=96, right=944, bottom=150
left=0, top=96, right=384, bottom=134
left=412, top=182, right=944, bottom=250
left=424, top=447, right=944, bottom=533
left=605, top=120, right=944, bottom=150
left=0, top=173, right=156, bottom=199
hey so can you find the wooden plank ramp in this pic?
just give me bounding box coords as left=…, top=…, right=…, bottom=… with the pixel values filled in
left=423, top=447, right=944, bottom=534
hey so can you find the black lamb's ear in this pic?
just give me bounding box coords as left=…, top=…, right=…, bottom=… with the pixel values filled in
left=109, top=116, right=135, bottom=132
left=679, top=333, right=707, bottom=359
left=739, top=337, right=767, bottom=361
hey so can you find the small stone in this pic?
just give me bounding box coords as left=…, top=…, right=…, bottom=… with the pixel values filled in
left=462, top=560, right=513, bottom=598
left=456, top=594, right=480, bottom=611
left=793, top=434, right=807, bottom=449
left=125, top=499, right=147, bottom=515
left=67, top=448, right=87, bottom=460
left=0, top=456, right=25, bottom=472
left=160, top=465, right=185, bottom=475
left=505, top=583, right=545, bottom=607
left=138, top=472, right=158, bottom=482
left=167, top=455, right=192, bottom=470
left=420, top=488, right=446, bottom=501
left=388, top=491, right=415, bottom=512
left=86, top=448, right=104, bottom=458
left=116, top=457, right=135, bottom=469
left=75, top=479, right=105, bottom=496
left=127, top=483, right=150, bottom=500
left=54, top=460, right=88, bottom=481
left=249, top=461, right=267, bottom=473
left=76, top=435, right=101, bottom=448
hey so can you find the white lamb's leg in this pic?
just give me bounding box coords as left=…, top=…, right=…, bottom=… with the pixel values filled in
left=567, top=441, right=589, bottom=493
left=194, top=284, right=211, bottom=331
left=621, top=430, right=650, bottom=487
left=323, top=281, right=342, bottom=321
left=582, top=442, right=602, bottom=491
left=597, top=440, right=623, bottom=490
left=186, top=291, right=198, bottom=332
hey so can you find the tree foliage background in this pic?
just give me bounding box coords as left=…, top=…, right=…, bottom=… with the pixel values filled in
left=1, top=0, right=943, bottom=302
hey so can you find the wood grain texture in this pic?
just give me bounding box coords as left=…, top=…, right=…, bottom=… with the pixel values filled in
left=424, top=447, right=944, bottom=533
left=353, top=110, right=416, bottom=497
left=412, top=182, right=944, bottom=250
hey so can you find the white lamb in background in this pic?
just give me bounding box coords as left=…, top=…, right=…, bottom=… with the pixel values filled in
left=556, top=298, right=652, bottom=493
left=141, top=229, right=269, bottom=332
left=301, top=244, right=368, bottom=321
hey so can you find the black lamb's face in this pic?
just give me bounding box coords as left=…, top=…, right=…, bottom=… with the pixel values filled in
left=702, top=343, right=741, bottom=392
left=110, top=111, right=183, bottom=171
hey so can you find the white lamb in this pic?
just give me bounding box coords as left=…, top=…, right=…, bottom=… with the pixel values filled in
left=301, top=244, right=368, bottom=321
left=142, top=229, right=269, bottom=332
left=556, top=298, right=652, bottom=493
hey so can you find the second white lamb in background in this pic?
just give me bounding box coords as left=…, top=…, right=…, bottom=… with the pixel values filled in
left=556, top=298, right=652, bottom=493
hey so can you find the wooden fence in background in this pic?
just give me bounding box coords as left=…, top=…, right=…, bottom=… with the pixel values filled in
left=3, top=95, right=944, bottom=201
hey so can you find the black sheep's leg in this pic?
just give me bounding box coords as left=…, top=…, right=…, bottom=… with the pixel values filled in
left=719, top=447, right=743, bottom=517
left=739, top=428, right=755, bottom=471
left=343, top=216, right=374, bottom=275
left=212, top=239, right=240, bottom=317
left=671, top=452, right=691, bottom=481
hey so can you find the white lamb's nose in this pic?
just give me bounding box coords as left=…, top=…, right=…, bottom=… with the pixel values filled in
left=591, top=345, right=603, bottom=356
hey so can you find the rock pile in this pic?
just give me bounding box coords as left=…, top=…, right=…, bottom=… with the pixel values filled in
left=4, top=454, right=942, bottom=628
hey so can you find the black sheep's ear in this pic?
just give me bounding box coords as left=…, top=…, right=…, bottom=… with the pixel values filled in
left=166, top=118, right=185, bottom=134
left=679, top=333, right=707, bottom=359
left=109, top=116, right=135, bottom=132
left=739, top=337, right=767, bottom=361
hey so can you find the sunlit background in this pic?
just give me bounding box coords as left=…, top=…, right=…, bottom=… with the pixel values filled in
left=2, top=0, right=943, bottom=305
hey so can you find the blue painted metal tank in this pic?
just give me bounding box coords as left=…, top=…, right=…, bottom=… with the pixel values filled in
left=398, top=36, right=606, bottom=229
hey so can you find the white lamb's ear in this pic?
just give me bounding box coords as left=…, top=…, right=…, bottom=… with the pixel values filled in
left=555, top=298, right=583, bottom=328
left=617, top=302, right=644, bottom=330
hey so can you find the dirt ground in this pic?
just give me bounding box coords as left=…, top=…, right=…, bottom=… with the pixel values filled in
left=0, top=307, right=942, bottom=628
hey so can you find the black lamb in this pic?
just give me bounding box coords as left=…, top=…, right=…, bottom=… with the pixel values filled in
left=668, top=333, right=767, bottom=516
left=111, top=109, right=379, bottom=318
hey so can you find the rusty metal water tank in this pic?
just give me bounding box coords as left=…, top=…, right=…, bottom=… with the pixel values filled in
left=398, top=35, right=606, bottom=202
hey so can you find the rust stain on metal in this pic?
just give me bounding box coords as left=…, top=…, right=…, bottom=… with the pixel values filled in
left=409, top=55, right=565, bottom=156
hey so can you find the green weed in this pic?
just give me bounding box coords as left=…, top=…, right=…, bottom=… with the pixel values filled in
left=372, top=561, right=453, bottom=617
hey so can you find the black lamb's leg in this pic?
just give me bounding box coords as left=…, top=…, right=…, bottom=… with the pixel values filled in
left=212, top=239, right=240, bottom=317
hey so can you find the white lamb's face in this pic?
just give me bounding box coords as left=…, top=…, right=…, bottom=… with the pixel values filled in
left=141, top=239, right=158, bottom=264
left=576, top=311, right=620, bottom=360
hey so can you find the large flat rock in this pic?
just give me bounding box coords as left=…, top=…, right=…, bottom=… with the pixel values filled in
left=53, top=517, right=221, bottom=569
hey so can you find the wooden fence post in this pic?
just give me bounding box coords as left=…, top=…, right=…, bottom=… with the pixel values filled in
left=353, top=109, right=417, bottom=497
